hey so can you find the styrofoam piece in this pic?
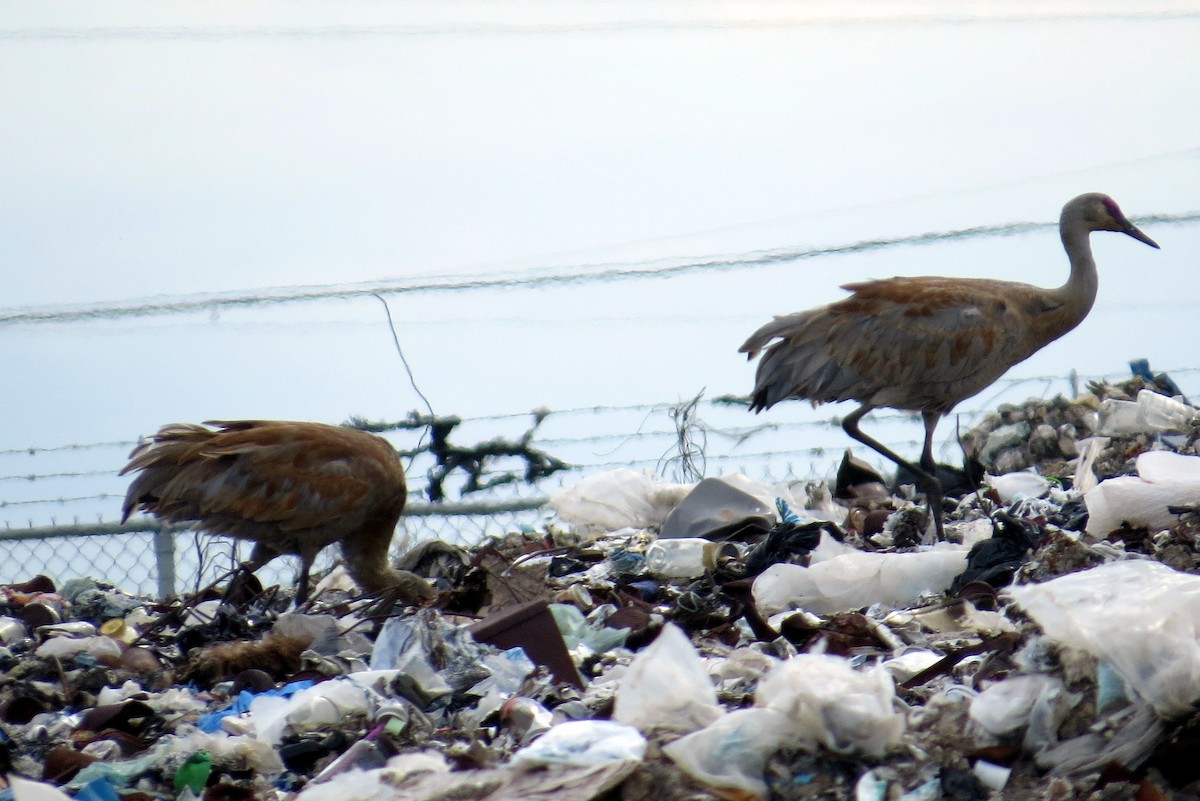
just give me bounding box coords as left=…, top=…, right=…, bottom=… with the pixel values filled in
left=1085, top=451, right=1200, bottom=537
left=881, top=650, right=944, bottom=683
left=986, top=471, right=1051, bottom=504
left=972, top=760, right=1011, bottom=791
left=752, top=546, right=969, bottom=616
left=1134, top=450, right=1200, bottom=485
left=1004, top=560, right=1200, bottom=716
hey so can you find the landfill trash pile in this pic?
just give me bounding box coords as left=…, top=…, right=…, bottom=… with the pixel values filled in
left=7, top=373, right=1200, bottom=800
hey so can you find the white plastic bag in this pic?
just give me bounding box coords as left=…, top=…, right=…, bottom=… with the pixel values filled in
left=969, top=674, right=1063, bottom=738
left=664, top=653, right=904, bottom=797
left=251, top=677, right=374, bottom=745
left=510, top=720, right=646, bottom=768
left=547, top=468, right=692, bottom=535
left=612, top=623, right=722, bottom=734
left=662, top=708, right=796, bottom=797
left=752, top=547, right=968, bottom=615
left=755, top=654, right=905, bottom=758
left=1005, top=560, right=1200, bottom=716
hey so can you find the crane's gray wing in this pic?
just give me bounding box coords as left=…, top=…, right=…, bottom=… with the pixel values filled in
left=741, top=277, right=1034, bottom=412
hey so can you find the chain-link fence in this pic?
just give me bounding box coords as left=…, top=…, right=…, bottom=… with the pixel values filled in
left=0, top=501, right=548, bottom=598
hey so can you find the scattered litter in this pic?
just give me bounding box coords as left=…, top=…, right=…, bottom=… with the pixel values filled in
left=6, top=369, right=1200, bottom=799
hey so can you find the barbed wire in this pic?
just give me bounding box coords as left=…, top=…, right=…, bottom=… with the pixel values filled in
left=0, top=369, right=1120, bottom=459
left=4, top=10, right=1200, bottom=44
left=4, top=211, right=1197, bottom=328
left=2, top=364, right=1193, bottom=516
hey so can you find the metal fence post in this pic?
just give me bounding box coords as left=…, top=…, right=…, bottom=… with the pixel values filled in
left=154, top=528, right=176, bottom=598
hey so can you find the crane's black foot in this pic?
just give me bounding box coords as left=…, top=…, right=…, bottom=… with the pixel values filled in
left=919, top=478, right=947, bottom=543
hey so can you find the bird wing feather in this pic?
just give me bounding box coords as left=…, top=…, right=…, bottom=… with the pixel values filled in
left=120, top=421, right=405, bottom=537
left=745, top=277, right=1035, bottom=412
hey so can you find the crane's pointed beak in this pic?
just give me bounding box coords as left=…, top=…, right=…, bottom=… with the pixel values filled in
left=1123, top=219, right=1160, bottom=249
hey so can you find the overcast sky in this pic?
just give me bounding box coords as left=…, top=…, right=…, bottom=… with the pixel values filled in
left=2, top=0, right=1199, bottom=529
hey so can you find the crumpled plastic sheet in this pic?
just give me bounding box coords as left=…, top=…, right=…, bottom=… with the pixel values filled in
left=196, top=679, right=314, bottom=733
left=250, top=677, right=375, bottom=745
left=10, top=776, right=75, bottom=801
left=662, top=708, right=796, bottom=798
left=612, top=623, right=723, bottom=734
left=293, top=751, right=640, bottom=801
left=546, top=469, right=692, bottom=536
left=969, top=674, right=1078, bottom=757
left=664, top=653, right=905, bottom=797
left=752, top=546, right=969, bottom=616
left=1005, top=559, right=1200, bottom=716
left=509, top=720, right=646, bottom=768
left=1035, top=704, right=1164, bottom=776
left=755, top=653, right=905, bottom=757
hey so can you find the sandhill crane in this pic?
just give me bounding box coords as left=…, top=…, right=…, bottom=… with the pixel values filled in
left=740, top=193, right=1159, bottom=536
left=121, top=420, right=436, bottom=606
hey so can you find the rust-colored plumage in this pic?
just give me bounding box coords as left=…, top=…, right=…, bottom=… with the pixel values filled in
left=120, top=420, right=435, bottom=605
left=740, top=193, right=1160, bottom=534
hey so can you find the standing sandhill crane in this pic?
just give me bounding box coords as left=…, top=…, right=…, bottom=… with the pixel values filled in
left=121, top=420, right=436, bottom=606
left=740, top=193, right=1159, bottom=535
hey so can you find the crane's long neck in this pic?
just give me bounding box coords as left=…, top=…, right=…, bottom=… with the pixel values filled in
left=342, top=515, right=405, bottom=593
left=341, top=513, right=436, bottom=604
left=1048, top=220, right=1099, bottom=332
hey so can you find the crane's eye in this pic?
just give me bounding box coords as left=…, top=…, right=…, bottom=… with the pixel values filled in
left=1100, top=197, right=1121, bottom=222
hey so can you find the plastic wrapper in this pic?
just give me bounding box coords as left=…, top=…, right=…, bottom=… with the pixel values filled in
left=1005, top=560, right=1200, bottom=716
left=755, top=654, right=905, bottom=758
left=549, top=603, right=629, bottom=653
left=34, top=634, right=122, bottom=663
left=969, top=674, right=1064, bottom=740
left=612, top=623, right=722, bottom=734
left=250, top=677, right=375, bottom=745
left=547, top=468, right=692, bottom=536
left=1085, top=451, right=1200, bottom=537
left=752, top=546, right=969, bottom=615
left=662, top=708, right=796, bottom=797
left=510, top=720, right=646, bottom=768
left=665, top=653, right=904, bottom=796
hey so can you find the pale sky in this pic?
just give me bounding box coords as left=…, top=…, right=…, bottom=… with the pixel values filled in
left=2, top=0, right=1198, bottom=530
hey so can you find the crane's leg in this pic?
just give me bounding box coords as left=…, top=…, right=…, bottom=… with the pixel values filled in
left=294, top=555, right=314, bottom=607
left=841, top=405, right=945, bottom=539
left=920, top=411, right=946, bottom=540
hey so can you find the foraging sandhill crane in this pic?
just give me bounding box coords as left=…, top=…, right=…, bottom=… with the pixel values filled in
left=740, top=193, right=1159, bottom=535
left=121, top=420, right=436, bottom=606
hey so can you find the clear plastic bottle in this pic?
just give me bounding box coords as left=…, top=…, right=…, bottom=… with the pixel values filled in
left=1136, top=389, right=1195, bottom=431
left=645, top=539, right=740, bottom=578
left=645, top=538, right=709, bottom=578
